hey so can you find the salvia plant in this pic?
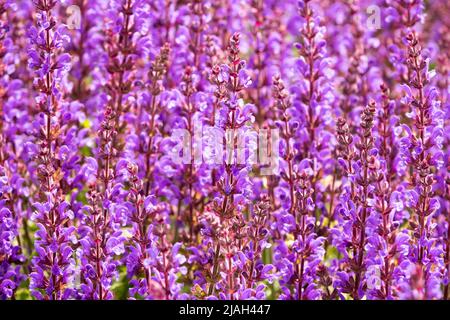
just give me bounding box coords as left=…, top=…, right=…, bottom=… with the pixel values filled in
left=0, top=0, right=448, bottom=300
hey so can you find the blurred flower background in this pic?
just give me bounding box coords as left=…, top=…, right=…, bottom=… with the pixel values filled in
left=0, top=0, right=448, bottom=300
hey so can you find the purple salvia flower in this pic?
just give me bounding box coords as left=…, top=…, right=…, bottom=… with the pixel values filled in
left=0, top=129, right=25, bottom=300
left=365, top=84, right=405, bottom=299
left=433, top=20, right=450, bottom=300
left=334, top=102, right=377, bottom=300
left=275, top=170, right=325, bottom=300
left=78, top=107, right=122, bottom=300
left=0, top=8, right=26, bottom=295
left=122, top=161, right=188, bottom=299
left=292, top=0, right=336, bottom=231
left=67, top=0, right=102, bottom=102
left=140, top=43, right=170, bottom=196
left=247, top=0, right=277, bottom=126
left=28, top=0, right=76, bottom=300
left=241, top=197, right=273, bottom=297
left=396, top=31, right=444, bottom=299
left=201, top=32, right=254, bottom=299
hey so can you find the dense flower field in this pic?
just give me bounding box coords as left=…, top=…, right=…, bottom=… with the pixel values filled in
left=0, top=0, right=448, bottom=300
